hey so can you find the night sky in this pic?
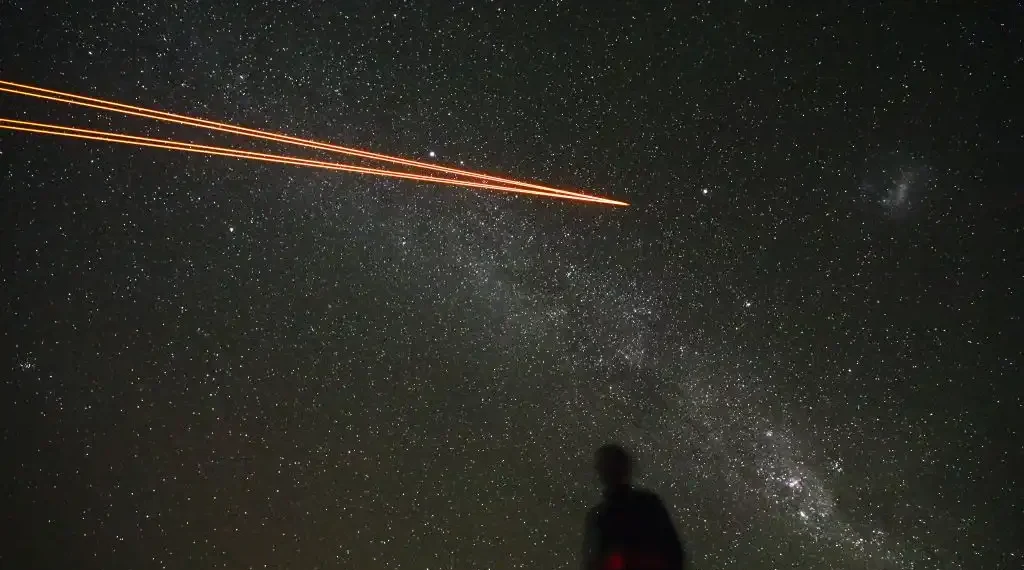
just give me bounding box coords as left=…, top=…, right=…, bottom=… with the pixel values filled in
left=2, top=2, right=1021, bottom=569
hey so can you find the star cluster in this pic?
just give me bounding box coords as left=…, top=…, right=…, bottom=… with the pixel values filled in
left=2, top=2, right=1020, bottom=570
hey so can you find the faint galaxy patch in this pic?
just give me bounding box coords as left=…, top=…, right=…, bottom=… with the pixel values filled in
left=860, top=151, right=932, bottom=218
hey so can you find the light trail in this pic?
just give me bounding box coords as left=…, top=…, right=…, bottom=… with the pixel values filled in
left=0, top=80, right=628, bottom=206
left=0, top=118, right=617, bottom=204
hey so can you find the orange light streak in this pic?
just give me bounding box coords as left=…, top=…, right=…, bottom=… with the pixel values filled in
left=0, top=118, right=616, bottom=204
left=0, top=80, right=628, bottom=206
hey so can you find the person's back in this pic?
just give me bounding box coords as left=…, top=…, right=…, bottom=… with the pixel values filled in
left=582, top=445, right=685, bottom=570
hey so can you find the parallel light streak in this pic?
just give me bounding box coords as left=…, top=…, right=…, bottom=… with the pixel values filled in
left=0, top=118, right=617, bottom=204
left=0, top=80, right=628, bottom=206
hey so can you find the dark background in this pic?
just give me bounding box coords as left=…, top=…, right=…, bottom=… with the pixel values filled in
left=2, top=2, right=1021, bottom=569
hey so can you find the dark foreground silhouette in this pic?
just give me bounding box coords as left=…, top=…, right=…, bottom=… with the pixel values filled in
left=581, top=444, right=686, bottom=570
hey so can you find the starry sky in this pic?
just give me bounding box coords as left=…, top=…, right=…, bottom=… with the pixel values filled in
left=2, top=2, right=1022, bottom=569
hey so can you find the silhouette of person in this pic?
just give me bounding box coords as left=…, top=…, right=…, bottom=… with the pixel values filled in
left=581, top=444, right=685, bottom=570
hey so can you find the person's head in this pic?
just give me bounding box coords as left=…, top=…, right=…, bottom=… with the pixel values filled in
left=594, top=443, right=633, bottom=488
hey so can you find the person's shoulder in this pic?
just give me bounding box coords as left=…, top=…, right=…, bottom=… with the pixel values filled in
left=630, top=487, right=668, bottom=506
left=584, top=502, right=606, bottom=528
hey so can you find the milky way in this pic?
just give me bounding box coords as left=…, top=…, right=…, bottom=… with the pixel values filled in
left=3, top=3, right=1020, bottom=570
